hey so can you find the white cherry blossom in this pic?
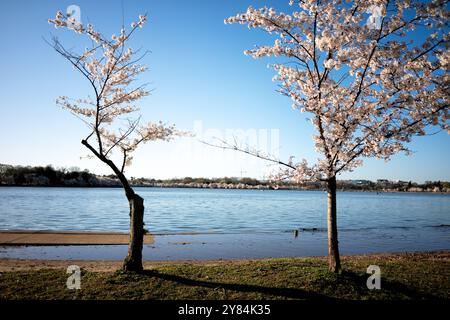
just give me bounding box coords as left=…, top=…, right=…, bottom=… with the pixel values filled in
left=48, top=12, right=182, bottom=174
left=226, top=0, right=449, bottom=273
left=226, top=0, right=449, bottom=181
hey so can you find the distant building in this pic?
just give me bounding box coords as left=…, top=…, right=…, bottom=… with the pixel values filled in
left=376, top=179, right=392, bottom=187
left=351, top=179, right=372, bottom=186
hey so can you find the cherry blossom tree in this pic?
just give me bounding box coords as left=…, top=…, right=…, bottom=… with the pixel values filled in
left=48, top=11, right=180, bottom=272
left=226, top=0, right=449, bottom=272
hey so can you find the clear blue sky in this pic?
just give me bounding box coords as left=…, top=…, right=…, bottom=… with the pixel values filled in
left=0, top=0, right=449, bottom=183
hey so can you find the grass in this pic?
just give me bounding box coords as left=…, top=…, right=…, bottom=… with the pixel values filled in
left=0, top=252, right=449, bottom=300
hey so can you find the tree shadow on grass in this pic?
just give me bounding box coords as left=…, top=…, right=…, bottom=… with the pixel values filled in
left=339, top=271, right=444, bottom=300
left=137, top=269, right=445, bottom=300
left=141, top=270, right=333, bottom=300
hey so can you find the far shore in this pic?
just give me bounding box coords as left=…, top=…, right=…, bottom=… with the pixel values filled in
left=1, top=184, right=449, bottom=194
left=2, top=164, right=449, bottom=193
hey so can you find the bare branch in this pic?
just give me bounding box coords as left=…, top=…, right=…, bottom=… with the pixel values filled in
left=201, top=137, right=297, bottom=171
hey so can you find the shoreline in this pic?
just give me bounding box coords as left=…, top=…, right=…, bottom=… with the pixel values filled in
left=2, top=229, right=449, bottom=262
left=1, top=235, right=449, bottom=262
left=0, top=250, right=448, bottom=272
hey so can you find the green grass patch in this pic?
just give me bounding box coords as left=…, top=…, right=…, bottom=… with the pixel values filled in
left=0, top=253, right=449, bottom=300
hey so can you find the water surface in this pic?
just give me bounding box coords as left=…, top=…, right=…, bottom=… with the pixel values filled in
left=0, top=187, right=449, bottom=259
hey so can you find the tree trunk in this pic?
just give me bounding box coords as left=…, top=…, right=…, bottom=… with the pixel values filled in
left=326, top=176, right=341, bottom=273
left=122, top=193, right=145, bottom=272
left=80, top=140, right=146, bottom=272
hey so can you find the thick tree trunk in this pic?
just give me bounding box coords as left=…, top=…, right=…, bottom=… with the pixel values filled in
left=122, top=193, right=145, bottom=272
left=326, top=176, right=341, bottom=273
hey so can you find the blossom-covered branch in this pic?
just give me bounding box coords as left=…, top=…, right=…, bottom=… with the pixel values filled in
left=225, top=0, right=449, bottom=181
left=48, top=11, right=182, bottom=173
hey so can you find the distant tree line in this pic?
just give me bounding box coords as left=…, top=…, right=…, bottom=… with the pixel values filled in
left=0, top=164, right=97, bottom=186
left=0, top=164, right=448, bottom=192
left=131, top=176, right=266, bottom=186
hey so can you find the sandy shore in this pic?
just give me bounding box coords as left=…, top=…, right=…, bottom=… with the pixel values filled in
left=0, top=230, right=154, bottom=246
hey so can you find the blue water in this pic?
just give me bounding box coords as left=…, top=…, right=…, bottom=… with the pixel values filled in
left=0, top=187, right=449, bottom=260
left=0, top=187, right=449, bottom=234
